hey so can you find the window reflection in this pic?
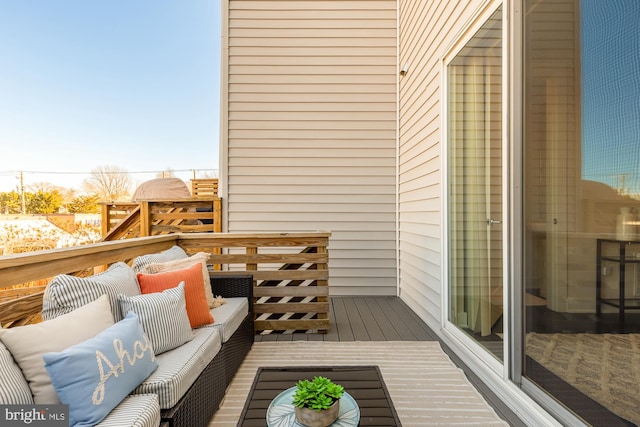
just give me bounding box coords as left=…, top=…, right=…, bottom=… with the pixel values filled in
left=523, top=0, right=640, bottom=424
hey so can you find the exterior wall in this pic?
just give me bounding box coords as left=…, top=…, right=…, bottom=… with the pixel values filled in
left=221, top=0, right=398, bottom=295
left=397, top=0, right=487, bottom=331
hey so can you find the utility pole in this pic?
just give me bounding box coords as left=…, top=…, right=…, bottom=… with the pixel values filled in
left=19, top=171, right=26, bottom=214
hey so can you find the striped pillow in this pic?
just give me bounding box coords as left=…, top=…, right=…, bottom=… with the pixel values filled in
left=118, top=283, right=193, bottom=354
left=0, top=338, right=33, bottom=404
left=131, top=246, right=188, bottom=272
left=42, top=262, right=140, bottom=322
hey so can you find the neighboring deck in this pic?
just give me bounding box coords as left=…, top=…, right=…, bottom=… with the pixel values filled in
left=256, top=296, right=526, bottom=427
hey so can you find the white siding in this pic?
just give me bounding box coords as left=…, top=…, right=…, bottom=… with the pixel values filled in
left=222, top=0, right=398, bottom=295
left=397, top=0, right=488, bottom=330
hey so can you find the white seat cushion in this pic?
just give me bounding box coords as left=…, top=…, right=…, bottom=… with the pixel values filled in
left=202, top=297, right=249, bottom=342
left=133, top=327, right=221, bottom=409
left=96, top=394, right=160, bottom=427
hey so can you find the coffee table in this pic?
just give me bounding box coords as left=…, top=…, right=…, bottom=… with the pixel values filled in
left=237, top=365, right=401, bottom=426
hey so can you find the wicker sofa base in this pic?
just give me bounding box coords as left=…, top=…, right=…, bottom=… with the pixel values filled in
left=160, top=274, right=255, bottom=427
left=221, top=314, right=254, bottom=387
left=160, top=350, right=226, bottom=427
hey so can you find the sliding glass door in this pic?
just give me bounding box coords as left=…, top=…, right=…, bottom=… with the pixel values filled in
left=447, top=6, right=504, bottom=361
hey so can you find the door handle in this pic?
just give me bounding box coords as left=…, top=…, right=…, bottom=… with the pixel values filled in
left=486, top=218, right=502, bottom=226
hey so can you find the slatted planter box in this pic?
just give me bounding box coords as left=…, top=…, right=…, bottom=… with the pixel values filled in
left=178, top=233, right=331, bottom=334
left=191, top=178, right=218, bottom=198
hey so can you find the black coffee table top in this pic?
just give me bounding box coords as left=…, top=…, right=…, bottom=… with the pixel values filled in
left=237, top=365, right=402, bottom=427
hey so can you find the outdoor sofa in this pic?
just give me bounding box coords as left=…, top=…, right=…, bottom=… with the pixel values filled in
left=0, top=246, right=254, bottom=427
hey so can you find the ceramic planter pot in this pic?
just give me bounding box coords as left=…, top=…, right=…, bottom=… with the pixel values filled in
left=294, top=399, right=340, bottom=427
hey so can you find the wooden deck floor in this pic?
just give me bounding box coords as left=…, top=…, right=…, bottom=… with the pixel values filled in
left=254, top=296, right=438, bottom=342
left=254, top=296, right=526, bottom=426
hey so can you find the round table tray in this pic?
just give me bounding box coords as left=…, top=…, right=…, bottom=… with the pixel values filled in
left=266, top=386, right=360, bottom=427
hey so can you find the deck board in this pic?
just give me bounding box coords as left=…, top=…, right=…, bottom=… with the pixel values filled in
left=332, top=297, right=356, bottom=342
left=343, top=297, right=371, bottom=341
left=353, top=297, right=387, bottom=341
left=369, top=296, right=417, bottom=340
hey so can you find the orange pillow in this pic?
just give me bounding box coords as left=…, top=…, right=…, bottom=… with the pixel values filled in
left=137, top=263, right=213, bottom=328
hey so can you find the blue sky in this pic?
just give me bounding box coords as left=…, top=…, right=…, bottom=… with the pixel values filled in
left=0, top=1, right=221, bottom=192
left=581, top=0, right=640, bottom=194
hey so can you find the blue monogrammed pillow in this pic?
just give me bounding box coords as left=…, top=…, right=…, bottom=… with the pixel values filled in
left=43, top=312, right=158, bottom=427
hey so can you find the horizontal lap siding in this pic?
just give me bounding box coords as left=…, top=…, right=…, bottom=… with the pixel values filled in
left=224, top=0, right=398, bottom=295
left=397, top=0, right=486, bottom=330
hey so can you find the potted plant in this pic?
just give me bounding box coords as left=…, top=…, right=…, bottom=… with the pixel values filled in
left=292, top=376, right=345, bottom=427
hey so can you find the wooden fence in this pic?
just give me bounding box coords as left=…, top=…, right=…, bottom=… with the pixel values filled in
left=0, top=232, right=331, bottom=334
left=101, top=199, right=222, bottom=240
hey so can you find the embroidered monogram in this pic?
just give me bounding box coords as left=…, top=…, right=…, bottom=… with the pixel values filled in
left=92, top=334, right=155, bottom=405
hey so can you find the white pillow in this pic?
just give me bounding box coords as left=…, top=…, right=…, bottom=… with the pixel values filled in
left=117, top=283, right=193, bottom=354
left=140, top=252, right=216, bottom=309
left=131, top=246, right=188, bottom=272
left=0, top=295, right=115, bottom=404
left=42, top=262, right=139, bottom=322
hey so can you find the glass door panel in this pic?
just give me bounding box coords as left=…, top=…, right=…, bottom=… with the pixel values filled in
left=448, top=7, right=504, bottom=361
left=522, top=0, right=640, bottom=424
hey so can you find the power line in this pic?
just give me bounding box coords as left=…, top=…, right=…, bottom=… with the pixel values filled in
left=0, top=168, right=217, bottom=176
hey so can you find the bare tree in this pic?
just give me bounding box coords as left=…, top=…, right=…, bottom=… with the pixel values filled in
left=28, top=181, right=63, bottom=193
left=28, top=182, right=75, bottom=206
left=82, top=165, right=133, bottom=202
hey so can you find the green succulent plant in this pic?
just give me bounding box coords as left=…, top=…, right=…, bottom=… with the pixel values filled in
left=292, top=376, right=345, bottom=411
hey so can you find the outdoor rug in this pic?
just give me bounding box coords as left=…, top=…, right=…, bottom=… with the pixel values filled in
left=526, top=333, right=640, bottom=425
left=208, top=341, right=509, bottom=427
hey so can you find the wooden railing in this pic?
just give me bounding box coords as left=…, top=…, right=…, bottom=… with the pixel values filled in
left=0, top=232, right=331, bottom=333
left=101, top=203, right=140, bottom=239
left=101, top=199, right=222, bottom=240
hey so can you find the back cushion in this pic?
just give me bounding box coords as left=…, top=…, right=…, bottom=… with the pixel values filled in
left=42, top=262, right=139, bottom=322
left=0, top=338, right=33, bottom=404
left=131, top=245, right=188, bottom=272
